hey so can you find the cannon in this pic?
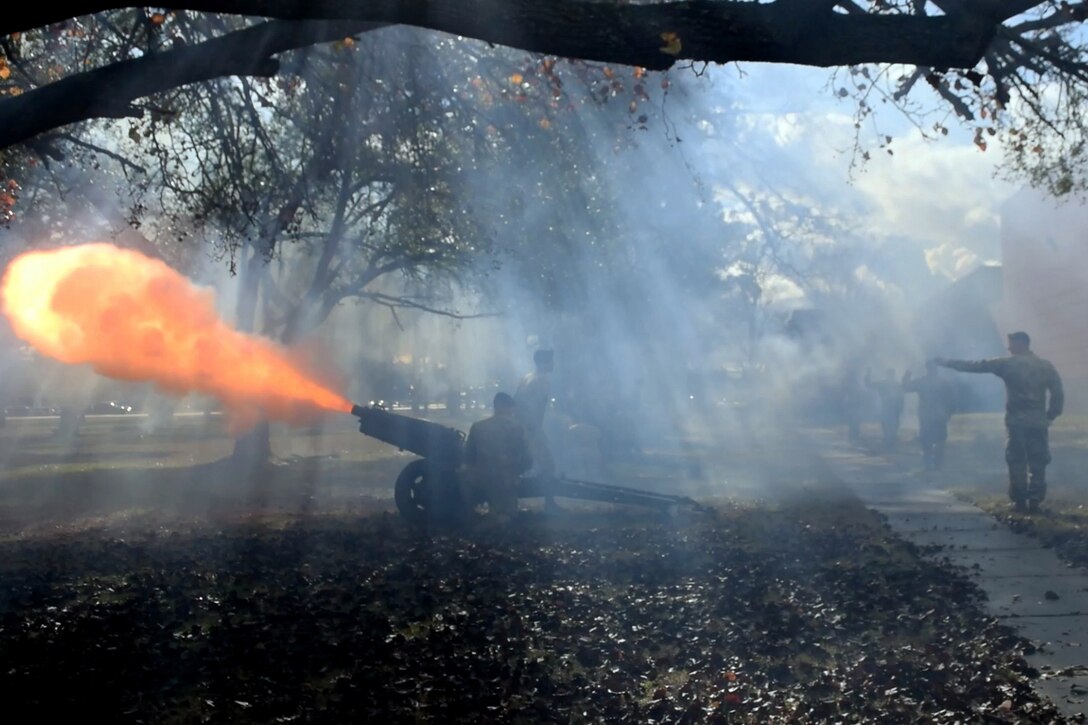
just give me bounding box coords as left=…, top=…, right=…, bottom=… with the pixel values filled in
left=351, top=403, right=465, bottom=522
left=350, top=404, right=705, bottom=523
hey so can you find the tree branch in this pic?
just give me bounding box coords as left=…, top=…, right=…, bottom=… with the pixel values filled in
left=1, top=0, right=1035, bottom=70
left=0, top=19, right=382, bottom=149
left=1004, top=30, right=1088, bottom=85
left=360, top=291, right=497, bottom=320
left=51, top=132, right=148, bottom=172
left=2, top=1, right=1063, bottom=149
left=1008, top=1, right=1088, bottom=33
left=893, top=67, right=926, bottom=100
left=934, top=79, right=976, bottom=120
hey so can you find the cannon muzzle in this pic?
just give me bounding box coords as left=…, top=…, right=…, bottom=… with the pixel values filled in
left=350, top=403, right=463, bottom=470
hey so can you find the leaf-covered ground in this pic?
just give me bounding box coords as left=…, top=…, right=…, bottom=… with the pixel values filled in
left=0, top=496, right=1068, bottom=723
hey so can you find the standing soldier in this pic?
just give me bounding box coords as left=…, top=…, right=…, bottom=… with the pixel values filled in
left=460, top=392, right=532, bottom=524
left=902, top=360, right=956, bottom=471
left=515, top=349, right=560, bottom=512
left=935, top=331, right=1063, bottom=512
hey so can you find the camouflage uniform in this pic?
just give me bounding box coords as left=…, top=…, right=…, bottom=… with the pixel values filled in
left=460, top=413, right=532, bottom=519
left=941, top=353, right=1063, bottom=504
left=902, top=373, right=955, bottom=470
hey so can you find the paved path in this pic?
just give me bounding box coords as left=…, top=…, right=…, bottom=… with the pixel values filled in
left=808, top=427, right=1088, bottom=719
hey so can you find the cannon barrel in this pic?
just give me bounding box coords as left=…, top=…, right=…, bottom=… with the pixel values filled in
left=351, top=404, right=463, bottom=470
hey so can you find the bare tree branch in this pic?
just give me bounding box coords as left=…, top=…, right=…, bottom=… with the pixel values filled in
left=1, top=1, right=1072, bottom=150
left=53, top=133, right=148, bottom=172
left=360, top=291, right=497, bottom=320
left=0, top=0, right=1029, bottom=71
left=893, top=67, right=926, bottom=100
left=1003, top=30, right=1088, bottom=85
left=934, top=78, right=976, bottom=119
left=1008, top=0, right=1088, bottom=33
left=0, top=19, right=383, bottom=149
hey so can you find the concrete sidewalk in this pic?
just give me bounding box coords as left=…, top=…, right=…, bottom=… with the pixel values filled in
left=808, top=427, right=1088, bottom=719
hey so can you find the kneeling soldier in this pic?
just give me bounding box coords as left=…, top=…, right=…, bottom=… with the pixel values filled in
left=460, top=392, right=532, bottom=523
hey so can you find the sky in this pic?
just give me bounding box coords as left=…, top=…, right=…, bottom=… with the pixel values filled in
left=697, top=61, right=1017, bottom=281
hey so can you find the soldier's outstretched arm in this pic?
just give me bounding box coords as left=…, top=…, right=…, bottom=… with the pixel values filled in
left=934, top=358, right=1003, bottom=374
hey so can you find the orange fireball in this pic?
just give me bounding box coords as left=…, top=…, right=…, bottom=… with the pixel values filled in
left=1, top=243, right=352, bottom=426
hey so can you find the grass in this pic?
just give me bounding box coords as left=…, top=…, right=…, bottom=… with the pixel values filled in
left=0, top=413, right=410, bottom=536
left=0, top=406, right=837, bottom=538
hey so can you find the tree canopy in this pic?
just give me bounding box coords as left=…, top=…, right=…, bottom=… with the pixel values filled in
left=0, top=2, right=1085, bottom=158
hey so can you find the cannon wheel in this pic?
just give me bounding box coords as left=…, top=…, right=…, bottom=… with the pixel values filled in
left=394, top=459, right=462, bottom=524
left=394, top=459, right=433, bottom=524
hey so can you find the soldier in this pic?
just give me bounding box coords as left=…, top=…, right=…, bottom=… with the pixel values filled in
left=865, top=367, right=905, bottom=450
left=935, top=331, right=1063, bottom=512
left=460, top=392, right=532, bottom=524
left=515, top=349, right=561, bottom=512
left=902, top=360, right=956, bottom=471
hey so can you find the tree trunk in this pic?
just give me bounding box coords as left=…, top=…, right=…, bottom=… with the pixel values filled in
left=230, top=246, right=275, bottom=469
